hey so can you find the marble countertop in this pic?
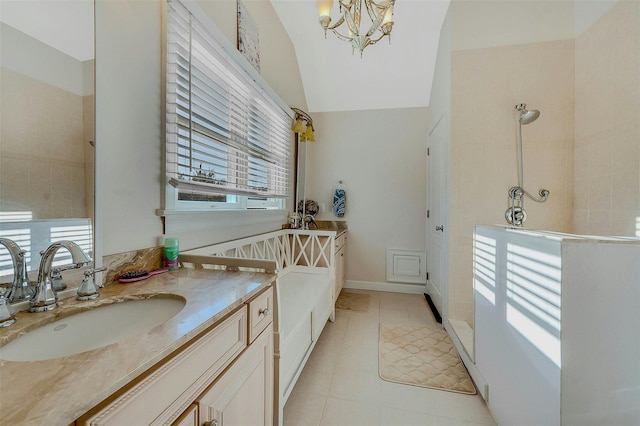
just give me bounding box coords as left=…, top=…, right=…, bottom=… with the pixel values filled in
left=0, top=268, right=276, bottom=425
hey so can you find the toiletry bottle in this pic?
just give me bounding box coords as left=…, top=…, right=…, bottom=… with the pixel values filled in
left=290, top=212, right=300, bottom=229
left=165, top=237, right=179, bottom=271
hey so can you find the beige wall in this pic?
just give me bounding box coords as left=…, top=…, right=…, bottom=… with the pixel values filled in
left=573, top=0, right=640, bottom=236
left=306, top=108, right=429, bottom=287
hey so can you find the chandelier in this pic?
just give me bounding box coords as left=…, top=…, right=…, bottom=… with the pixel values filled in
left=315, top=0, right=395, bottom=56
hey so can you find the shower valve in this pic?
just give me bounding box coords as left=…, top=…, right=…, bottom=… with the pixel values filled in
left=508, top=187, right=524, bottom=201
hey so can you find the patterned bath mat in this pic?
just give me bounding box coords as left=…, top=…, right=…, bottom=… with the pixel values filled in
left=335, top=291, right=370, bottom=312
left=379, top=323, right=476, bottom=394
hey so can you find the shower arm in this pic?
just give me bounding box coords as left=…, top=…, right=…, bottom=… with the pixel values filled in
left=509, top=186, right=549, bottom=203
left=523, top=187, right=550, bottom=203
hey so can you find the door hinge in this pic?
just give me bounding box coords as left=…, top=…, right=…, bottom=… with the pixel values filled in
left=427, top=147, right=430, bottom=156
left=427, top=210, right=430, bottom=218
left=426, top=272, right=430, bottom=280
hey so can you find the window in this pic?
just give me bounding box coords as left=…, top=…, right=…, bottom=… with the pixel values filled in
left=165, top=0, right=291, bottom=210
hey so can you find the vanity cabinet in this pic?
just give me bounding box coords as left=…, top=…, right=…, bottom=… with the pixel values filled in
left=334, top=231, right=346, bottom=300
left=172, top=404, right=198, bottom=426
left=77, top=287, right=274, bottom=426
left=197, top=324, right=273, bottom=426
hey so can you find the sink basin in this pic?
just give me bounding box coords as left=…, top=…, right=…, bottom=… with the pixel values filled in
left=0, top=296, right=186, bottom=362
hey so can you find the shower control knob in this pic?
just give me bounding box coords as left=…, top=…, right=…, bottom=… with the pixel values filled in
left=435, top=225, right=444, bottom=232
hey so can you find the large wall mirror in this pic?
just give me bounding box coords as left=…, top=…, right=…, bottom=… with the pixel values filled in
left=0, top=0, right=95, bottom=278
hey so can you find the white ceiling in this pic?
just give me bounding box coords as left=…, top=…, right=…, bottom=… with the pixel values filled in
left=270, top=0, right=450, bottom=113
left=0, top=0, right=94, bottom=61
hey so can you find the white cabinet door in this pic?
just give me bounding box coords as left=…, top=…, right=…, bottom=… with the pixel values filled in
left=198, top=326, right=274, bottom=426
left=335, top=246, right=345, bottom=299
left=426, top=115, right=447, bottom=320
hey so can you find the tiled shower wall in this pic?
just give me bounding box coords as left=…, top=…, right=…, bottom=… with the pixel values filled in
left=573, top=0, right=640, bottom=236
left=0, top=69, right=90, bottom=219
left=450, top=40, right=575, bottom=325
left=448, top=0, right=639, bottom=325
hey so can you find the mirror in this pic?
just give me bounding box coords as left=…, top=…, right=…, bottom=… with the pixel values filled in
left=0, top=0, right=95, bottom=277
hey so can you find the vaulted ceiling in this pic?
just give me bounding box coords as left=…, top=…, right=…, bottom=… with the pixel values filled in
left=270, top=0, right=450, bottom=113
left=1, top=0, right=449, bottom=114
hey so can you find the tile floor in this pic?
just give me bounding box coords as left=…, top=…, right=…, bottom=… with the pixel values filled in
left=283, top=290, right=497, bottom=426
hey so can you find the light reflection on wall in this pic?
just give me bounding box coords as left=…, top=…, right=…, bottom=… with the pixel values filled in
left=506, top=243, right=561, bottom=367
left=474, top=234, right=497, bottom=305
left=0, top=219, right=92, bottom=277
left=0, top=228, right=31, bottom=278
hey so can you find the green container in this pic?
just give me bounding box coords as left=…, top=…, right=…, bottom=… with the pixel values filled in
left=164, top=237, right=179, bottom=271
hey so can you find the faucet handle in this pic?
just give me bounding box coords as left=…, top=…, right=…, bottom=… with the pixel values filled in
left=76, top=267, right=107, bottom=301
left=0, top=298, right=16, bottom=328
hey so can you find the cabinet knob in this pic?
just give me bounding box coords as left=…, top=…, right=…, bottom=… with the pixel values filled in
left=259, top=308, right=269, bottom=316
left=204, top=420, right=218, bottom=426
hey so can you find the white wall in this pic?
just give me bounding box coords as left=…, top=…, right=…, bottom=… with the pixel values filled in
left=95, top=0, right=306, bottom=256
left=306, top=108, right=429, bottom=288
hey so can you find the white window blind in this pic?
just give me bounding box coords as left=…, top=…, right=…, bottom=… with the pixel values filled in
left=166, top=0, right=291, bottom=198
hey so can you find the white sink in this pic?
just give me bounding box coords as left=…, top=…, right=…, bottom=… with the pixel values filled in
left=0, top=296, right=186, bottom=362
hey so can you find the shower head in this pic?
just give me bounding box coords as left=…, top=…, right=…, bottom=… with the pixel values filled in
left=515, top=103, right=540, bottom=124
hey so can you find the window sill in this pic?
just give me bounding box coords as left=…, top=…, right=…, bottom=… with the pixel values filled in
left=157, top=208, right=288, bottom=234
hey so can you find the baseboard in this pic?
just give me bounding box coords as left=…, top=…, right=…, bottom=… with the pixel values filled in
left=423, top=293, right=442, bottom=323
left=344, top=280, right=425, bottom=295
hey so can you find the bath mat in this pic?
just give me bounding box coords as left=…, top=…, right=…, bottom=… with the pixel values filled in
left=379, top=323, right=476, bottom=394
left=335, top=291, right=370, bottom=312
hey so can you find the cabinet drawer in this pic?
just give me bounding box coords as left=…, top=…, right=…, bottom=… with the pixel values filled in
left=78, top=307, right=247, bottom=426
left=248, top=287, right=273, bottom=343
left=335, top=232, right=346, bottom=250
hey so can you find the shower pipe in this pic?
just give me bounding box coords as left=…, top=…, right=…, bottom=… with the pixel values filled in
left=506, top=104, right=550, bottom=227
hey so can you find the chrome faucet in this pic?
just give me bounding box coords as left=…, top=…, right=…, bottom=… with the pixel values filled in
left=30, top=240, right=92, bottom=312
left=0, top=238, right=34, bottom=303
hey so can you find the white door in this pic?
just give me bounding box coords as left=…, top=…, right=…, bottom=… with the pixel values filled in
left=426, top=115, right=447, bottom=320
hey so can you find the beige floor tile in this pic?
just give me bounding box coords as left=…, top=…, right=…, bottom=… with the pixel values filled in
left=284, top=390, right=326, bottom=426
left=379, top=406, right=453, bottom=426
left=407, top=306, right=439, bottom=326
left=283, top=290, right=496, bottom=426
left=379, top=307, right=411, bottom=324
left=319, top=397, right=380, bottom=426
left=335, top=339, right=378, bottom=374
left=292, top=358, right=336, bottom=396
left=329, top=366, right=380, bottom=403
